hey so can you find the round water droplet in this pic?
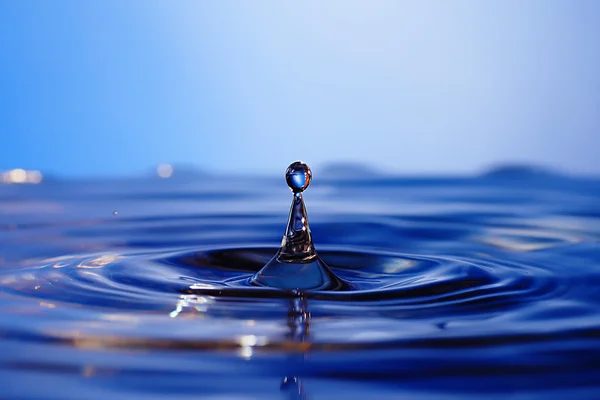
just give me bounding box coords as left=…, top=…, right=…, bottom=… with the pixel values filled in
left=286, top=162, right=312, bottom=193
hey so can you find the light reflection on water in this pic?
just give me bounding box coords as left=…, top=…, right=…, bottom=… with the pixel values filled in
left=0, top=172, right=599, bottom=399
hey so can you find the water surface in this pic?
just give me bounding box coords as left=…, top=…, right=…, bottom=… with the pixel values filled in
left=1, top=171, right=599, bottom=399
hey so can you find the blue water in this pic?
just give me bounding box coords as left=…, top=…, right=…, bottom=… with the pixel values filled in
left=1, top=169, right=599, bottom=399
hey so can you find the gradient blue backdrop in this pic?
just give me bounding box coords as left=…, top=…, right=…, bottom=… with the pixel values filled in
left=1, top=1, right=599, bottom=177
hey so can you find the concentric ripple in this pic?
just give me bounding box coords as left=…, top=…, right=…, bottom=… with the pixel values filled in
left=2, top=173, right=600, bottom=398
left=0, top=246, right=564, bottom=351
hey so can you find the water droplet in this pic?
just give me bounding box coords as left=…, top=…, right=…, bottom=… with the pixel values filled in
left=285, top=161, right=312, bottom=193
left=251, top=162, right=346, bottom=290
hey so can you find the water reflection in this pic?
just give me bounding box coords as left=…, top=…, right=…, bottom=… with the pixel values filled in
left=281, top=293, right=310, bottom=399
left=1, top=166, right=597, bottom=398
left=287, top=295, right=310, bottom=342
left=238, top=334, right=268, bottom=360
left=281, top=376, right=306, bottom=400
left=169, top=294, right=214, bottom=318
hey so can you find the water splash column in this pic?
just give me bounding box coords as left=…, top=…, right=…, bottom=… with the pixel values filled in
left=251, top=162, right=346, bottom=291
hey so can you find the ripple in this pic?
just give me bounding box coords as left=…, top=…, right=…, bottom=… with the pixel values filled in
left=0, top=246, right=564, bottom=353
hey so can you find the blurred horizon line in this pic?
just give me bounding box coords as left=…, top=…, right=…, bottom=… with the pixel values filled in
left=1, top=161, right=598, bottom=184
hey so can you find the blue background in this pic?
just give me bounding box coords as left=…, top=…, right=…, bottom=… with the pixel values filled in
left=1, top=1, right=599, bottom=177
